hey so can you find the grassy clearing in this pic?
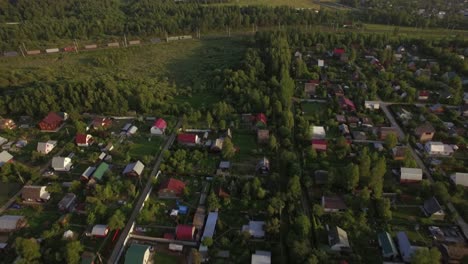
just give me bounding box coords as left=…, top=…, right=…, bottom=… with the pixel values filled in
left=154, top=252, right=180, bottom=264
left=362, top=24, right=468, bottom=39
left=128, top=135, right=164, bottom=160
left=0, top=182, right=21, bottom=204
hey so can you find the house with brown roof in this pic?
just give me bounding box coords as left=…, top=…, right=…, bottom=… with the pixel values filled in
left=379, top=127, right=398, bottom=140
left=414, top=123, right=435, bottom=142
left=0, top=118, right=16, bottom=130
left=158, top=178, right=186, bottom=198
left=38, top=112, right=67, bottom=131
left=0, top=215, right=27, bottom=232
left=22, top=185, right=51, bottom=202
left=92, top=117, right=112, bottom=130
left=304, top=80, right=320, bottom=97
left=322, top=196, right=347, bottom=213
left=392, top=146, right=407, bottom=160
left=257, top=129, right=270, bottom=144
left=439, top=244, right=468, bottom=264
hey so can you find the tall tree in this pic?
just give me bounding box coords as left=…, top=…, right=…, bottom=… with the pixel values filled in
left=65, top=241, right=84, bottom=264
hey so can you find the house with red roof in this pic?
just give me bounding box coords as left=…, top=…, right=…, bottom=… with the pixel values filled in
left=333, top=48, right=345, bottom=56
left=177, top=133, right=199, bottom=146
left=92, top=117, right=112, bottom=130
left=254, top=113, right=267, bottom=128
left=339, top=97, right=356, bottom=112
left=418, top=90, right=429, bottom=101
left=158, top=178, right=186, bottom=198
left=150, top=118, right=167, bottom=135
left=312, top=139, right=328, bottom=152
left=76, top=134, right=93, bottom=147
left=38, top=112, right=67, bottom=131
left=175, top=224, right=195, bottom=240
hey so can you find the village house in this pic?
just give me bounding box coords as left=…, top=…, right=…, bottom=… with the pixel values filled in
left=460, top=105, right=468, bottom=117
left=91, top=225, right=109, bottom=237
left=425, top=142, right=455, bottom=156
left=199, top=212, right=218, bottom=253
left=126, top=125, right=138, bottom=136
left=175, top=224, right=195, bottom=240
left=418, top=90, right=430, bottom=101
left=92, top=117, right=112, bottom=130
left=124, top=244, right=151, bottom=264
left=38, top=112, right=67, bottom=131
left=52, top=157, right=72, bottom=171
left=211, top=138, right=224, bottom=152
left=254, top=113, right=267, bottom=128
left=256, top=157, right=270, bottom=174
left=0, top=136, right=6, bottom=146
left=90, top=162, right=109, bottom=182
left=397, top=232, right=413, bottom=263
left=0, top=150, right=13, bottom=167
left=22, top=185, right=51, bottom=202
left=58, top=193, right=77, bottom=212
left=336, top=115, right=346, bottom=123
left=0, top=118, right=16, bottom=130
left=177, top=133, right=200, bottom=146
left=392, top=146, right=407, bottom=160
left=304, top=80, right=320, bottom=97
left=0, top=215, right=26, bottom=233
left=333, top=48, right=345, bottom=57
left=378, top=127, right=398, bottom=140
left=352, top=131, right=366, bottom=140
left=76, top=134, right=93, bottom=147
left=328, top=226, right=351, bottom=252
left=346, top=116, right=360, bottom=127
left=102, top=142, right=114, bottom=152
left=333, top=85, right=345, bottom=97
left=216, top=161, right=231, bottom=177
left=414, top=123, right=435, bottom=142
left=450, top=172, right=468, bottom=187
left=339, top=97, right=356, bottom=112
left=311, top=126, right=326, bottom=139
left=377, top=232, right=398, bottom=259
left=400, top=167, right=423, bottom=183
left=36, top=140, right=57, bottom=154
left=257, top=129, right=270, bottom=144
left=251, top=251, right=271, bottom=264
left=430, top=104, right=444, bottom=113
left=242, top=221, right=265, bottom=238
left=312, top=139, right=327, bottom=152
left=322, top=196, right=347, bottom=213
left=81, top=166, right=96, bottom=181
left=123, top=160, right=145, bottom=177
left=422, top=197, right=445, bottom=220
left=150, top=118, right=167, bottom=135
left=159, top=178, right=185, bottom=198
left=438, top=244, right=468, bottom=264
left=339, top=124, right=350, bottom=136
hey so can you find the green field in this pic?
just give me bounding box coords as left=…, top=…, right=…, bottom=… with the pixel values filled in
left=128, top=136, right=164, bottom=160
left=154, top=252, right=180, bottom=264
left=0, top=183, right=21, bottom=204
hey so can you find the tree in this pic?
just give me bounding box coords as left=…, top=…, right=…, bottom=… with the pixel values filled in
left=269, top=134, right=278, bottom=152
left=344, top=163, right=359, bottom=191
left=15, top=237, right=41, bottom=262
left=411, top=248, right=441, bottom=264
left=87, top=212, right=96, bottom=225
left=207, top=191, right=220, bottom=212
left=294, top=214, right=311, bottom=237
left=433, top=182, right=450, bottom=203
left=191, top=248, right=202, bottom=264
left=221, top=138, right=235, bottom=159
left=370, top=157, right=386, bottom=198
left=206, top=112, right=213, bottom=128
left=287, top=175, right=302, bottom=200
left=265, top=217, right=281, bottom=235
left=65, top=241, right=84, bottom=264
left=108, top=210, right=125, bottom=230
left=358, top=148, right=371, bottom=185
left=202, top=237, right=213, bottom=247
left=385, top=133, right=398, bottom=149
left=376, top=198, right=392, bottom=221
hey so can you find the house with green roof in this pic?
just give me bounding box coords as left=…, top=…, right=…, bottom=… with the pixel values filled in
left=92, top=162, right=109, bottom=181
left=124, top=244, right=151, bottom=264
left=377, top=231, right=398, bottom=259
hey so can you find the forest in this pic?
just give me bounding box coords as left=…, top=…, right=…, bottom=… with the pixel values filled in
left=1, top=0, right=467, bottom=51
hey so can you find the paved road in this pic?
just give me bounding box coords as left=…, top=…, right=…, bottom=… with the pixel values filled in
left=107, top=118, right=182, bottom=264
left=379, top=102, right=468, bottom=240
left=366, top=100, right=459, bottom=110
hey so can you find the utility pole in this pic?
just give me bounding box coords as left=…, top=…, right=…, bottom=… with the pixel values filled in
left=19, top=46, right=25, bottom=57
left=227, top=26, right=231, bottom=37
left=22, top=43, right=27, bottom=52
left=124, top=34, right=128, bottom=47
left=165, top=31, right=168, bottom=42
left=73, top=39, right=78, bottom=53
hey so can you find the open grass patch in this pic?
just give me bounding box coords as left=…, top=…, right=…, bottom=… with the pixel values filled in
left=128, top=135, right=164, bottom=160
left=154, top=251, right=180, bottom=264
left=0, top=182, right=21, bottom=204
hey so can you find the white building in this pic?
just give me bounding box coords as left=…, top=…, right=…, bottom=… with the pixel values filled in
left=251, top=251, right=271, bottom=264
left=242, top=221, right=265, bottom=238
left=329, top=226, right=350, bottom=252
left=364, top=101, right=380, bottom=110
left=451, top=172, right=468, bottom=187
left=425, top=142, right=454, bottom=156
left=311, top=126, right=326, bottom=139
left=400, top=167, right=423, bottom=183
left=52, top=157, right=73, bottom=172
left=37, top=140, right=57, bottom=154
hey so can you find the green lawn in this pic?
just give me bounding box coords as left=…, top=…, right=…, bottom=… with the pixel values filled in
left=301, top=102, right=328, bottom=122
left=0, top=182, right=21, bottom=204
left=128, top=136, right=164, bottom=160
left=154, top=252, right=180, bottom=264
left=212, top=0, right=321, bottom=8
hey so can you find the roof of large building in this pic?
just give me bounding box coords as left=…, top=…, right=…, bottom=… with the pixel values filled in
left=92, top=162, right=109, bottom=180
left=0, top=150, right=13, bottom=166
left=153, top=118, right=167, bottom=129
left=377, top=232, right=398, bottom=257
left=124, top=244, right=150, bottom=264
left=41, top=112, right=63, bottom=124
left=0, top=215, right=25, bottom=231
left=159, top=178, right=185, bottom=195
left=176, top=224, right=194, bottom=240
